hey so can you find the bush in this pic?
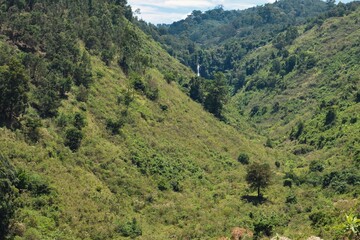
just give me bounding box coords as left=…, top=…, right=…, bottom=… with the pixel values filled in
left=17, top=171, right=51, bottom=196
left=285, top=194, right=297, bottom=204
left=23, top=228, right=42, bottom=240
left=309, top=160, right=324, bottom=172
left=65, top=128, right=83, bottom=151
left=106, top=118, right=125, bottom=135
left=283, top=179, right=292, bottom=188
left=116, top=218, right=142, bottom=238
left=250, top=106, right=259, bottom=117
left=253, top=218, right=274, bottom=237
left=284, top=171, right=301, bottom=186
left=324, top=108, right=336, bottom=126
left=355, top=91, right=360, bottom=103
left=73, top=113, right=86, bottom=130
left=164, top=71, right=177, bottom=83
left=22, top=115, right=42, bottom=143
left=76, top=85, right=88, bottom=102
left=309, top=211, right=332, bottom=227
left=157, top=178, right=170, bottom=191
left=290, top=121, right=304, bottom=140
left=160, top=104, right=168, bottom=111
left=322, top=170, right=360, bottom=194
left=238, top=153, right=250, bottom=165
left=265, top=138, right=273, bottom=148
left=145, top=87, right=159, bottom=101
left=131, top=74, right=146, bottom=92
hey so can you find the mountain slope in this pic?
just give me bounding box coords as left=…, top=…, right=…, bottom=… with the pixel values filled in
left=137, top=0, right=328, bottom=79
left=0, top=0, right=359, bottom=239
left=226, top=2, right=360, bottom=168
left=0, top=1, right=292, bottom=239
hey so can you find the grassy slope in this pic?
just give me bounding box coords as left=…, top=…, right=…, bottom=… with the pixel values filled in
left=1, top=9, right=359, bottom=240
left=0, top=27, right=297, bottom=239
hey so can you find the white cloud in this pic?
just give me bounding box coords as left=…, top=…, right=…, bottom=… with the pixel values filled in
left=137, top=11, right=190, bottom=24
left=129, top=0, right=339, bottom=24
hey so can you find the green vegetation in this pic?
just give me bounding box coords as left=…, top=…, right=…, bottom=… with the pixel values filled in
left=138, top=0, right=328, bottom=79
left=245, top=163, right=272, bottom=198
left=0, top=0, right=359, bottom=239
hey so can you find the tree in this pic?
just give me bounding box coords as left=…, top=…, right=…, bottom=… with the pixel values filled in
left=34, top=75, right=61, bottom=118
left=74, top=52, right=93, bottom=88
left=326, top=0, right=336, bottom=9
left=65, top=128, right=83, bottom=151
left=204, top=72, right=227, bottom=118
left=189, top=76, right=204, bottom=103
left=246, top=162, right=272, bottom=198
left=0, top=153, right=18, bottom=238
left=0, top=58, right=29, bottom=127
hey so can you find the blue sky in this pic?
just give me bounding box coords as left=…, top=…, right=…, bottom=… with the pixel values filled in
left=128, top=0, right=353, bottom=24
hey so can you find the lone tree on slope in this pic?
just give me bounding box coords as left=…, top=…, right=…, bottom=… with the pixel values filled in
left=245, top=162, right=272, bottom=198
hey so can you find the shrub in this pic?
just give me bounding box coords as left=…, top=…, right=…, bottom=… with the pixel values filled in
left=309, top=211, right=332, bottom=227
left=275, top=161, right=281, bottom=168
left=160, top=104, right=168, bottom=111
left=145, top=87, right=159, bottom=101
left=322, top=170, right=359, bottom=194
left=355, top=91, right=360, bottom=103
left=73, top=113, right=86, bottom=130
left=16, top=170, right=51, bottom=196
left=170, top=180, right=182, bottom=192
left=238, top=153, right=250, bottom=165
left=250, top=106, right=259, bottom=117
left=309, top=161, right=324, bottom=172
left=118, top=90, right=133, bottom=107
left=157, top=178, right=170, bottom=191
left=23, top=228, right=42, bottom=240
left=265, top=138, right=273, bottom=148
left=272, top=102, right=280, bottom=113
left=116, top=218, right=142, bottom=238
left=284, top=171, right=301, bottom=186
left=164, top=71, right=177, bottom=83
left=253, top=218, right=274, bottom=237
left=283, top=179, right=292, bottom=188
left=290, top=121, right=304, bottom=140
left=106, top=118, right=125, bottom=135
left=56, top=113, right=68, bottom=128
left=65, top=128, right=83, bottom=151
left=285, top=194, right=297, bottom=204
left=22, top=115, right=42, bottom=143
left=324, top=108, right=336, bottom=126
left=76, top=85, right=88, bottom=102
left=131, top=74, right=146, bottom=92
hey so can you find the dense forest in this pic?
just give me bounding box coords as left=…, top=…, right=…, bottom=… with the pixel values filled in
left=0, top=0, right=359, bottom=239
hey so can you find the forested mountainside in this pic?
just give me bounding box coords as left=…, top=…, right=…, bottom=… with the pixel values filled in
left=137, top=0, right=330, bottom=79
left=0, top=0, right=359, bottom=240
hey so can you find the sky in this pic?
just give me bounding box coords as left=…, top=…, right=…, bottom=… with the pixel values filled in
left=127, top=0, right=353, bottom=24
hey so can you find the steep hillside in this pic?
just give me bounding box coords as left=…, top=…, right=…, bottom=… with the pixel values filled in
left=0, top=1, right=359, bottom=240
left=226, top=1, right=360, bottom=171
left=223, top=2, right=360, bottom=228
left=0, top=1, right=292, bottom=239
